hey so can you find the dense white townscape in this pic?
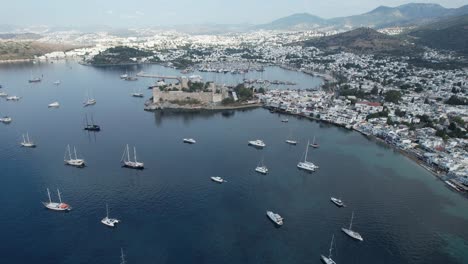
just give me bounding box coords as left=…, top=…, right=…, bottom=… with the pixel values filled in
left=31, top=28, right=468, bottom=193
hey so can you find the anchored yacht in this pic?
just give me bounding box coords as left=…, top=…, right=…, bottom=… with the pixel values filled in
left=285, top=139, right=297, bottom=145
left=64, top=145, right=85, bottom=167
left=255, top=157, right=268, bottom=174
left=211, top=176, right=225, bottom=183
left=121, top=144, right=144, bottom=169
left=6, top=95, right=21, bottom=101
left=84, top=114, right=100, bottom=131
left=248, top=140, right=266, bottom=148
left=48, top=101, right=60, bottom=108
left=297, top=140, right=318, bottom=172
left=42, top=188, right=71, bottom=211
left=0, top=116, right=12, bottom=124
left=266, top=211, right=283, bottom=226
left=320, top=235, right=337, bottom=264
left=310, top=136, right=320, bottom=148
left=331, top=197, right=345, bottom=207
left=101, top=204, right=120, bottom=227
left=0, top=92, right=7, bottom=97
left=183, top=138, right=196, bottom=144
left=20, top=133, right=36, bottom=148
left=341, top=211, right=363, bottom=241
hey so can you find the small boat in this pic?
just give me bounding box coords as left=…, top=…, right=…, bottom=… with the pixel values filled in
left=297, top=140, right=318, bottom=172
left=248, top=140, right=266, bottom=148
left=101, top=204, right=120, bottom=227
left=42, top=188, right=72, bottom=211
left=131, top=87, right=144, bottom=97
left=83, top=98, right=96, bottom=107
left=64, top=145, right=85, bottom=167
left=310, top=136, right=320, bottom=148
left=28, top=77, right=41, bottom=83
left=53, top=80, right=61, bottom=85
left=0, top=92, right=7, bottom=97
left=6, top=95, right=21, bottom=101
left=331, top=197, right=345, bottom=207
left=255, top=157, right=268, bottom=174
left=183, top=138, right=196, bottom=144
left=48, top=101, right=60, bottom=108
left=120, top=73, right=129, bottom=79
left=124, top=76, right=138, bottom=81
left=285, top=140, right=297, bottom=145
left=266, top=210, right=283, bottom=226
left=20, top=133, right=36, bottom=148
left=341, top=211, right=363, bottom=241
left=121, top=144, right=144, bottom=169
left=84, top=114, right=101, bottom=131
left=0, top=116, right=12, bottom=124
left=211, top=176, right=225, bottom=183
left=281, top=119, right=289, bottom=123
left=320, top=235, right=337, bottom=264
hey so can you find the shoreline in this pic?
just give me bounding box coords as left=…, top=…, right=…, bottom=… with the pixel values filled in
left=144, top=100, right=262, bottom=112
left=265, top=107, right=467, bottom=196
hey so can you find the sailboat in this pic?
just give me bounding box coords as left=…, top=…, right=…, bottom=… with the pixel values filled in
left=48, top=101, right=60, bottom=108
left=310, top=136, right=320, bottom=148
left=121, top=144, right=144, bottom=169
left=28, top=72, right=41, bottom=83
left=341, top=211, right=363, bottom=241
left=0, top=116, right=12, bottom=123
left=131, top=87, right=144, bottom=97
left=120, top=71, right=129, bottom=79
left=297, top=140, right=318, bottom=172
left=285, top=129, right=297, bottom=145
left=64, top=145, right=85, bottom=167
left=255, top=157, right=268, bottom=174
left=83, top=89, right=96, bottom=107
left=20, top=132, right=36, bottom=148
left=53, top=80, right=61, bottom=85
left=84, top=114, right=101, bottom=131
left=320, top=235, right=337, bottom=264
left=101, top=204, right=120, bottom=227
left=42, top=188, right=72, bottom=211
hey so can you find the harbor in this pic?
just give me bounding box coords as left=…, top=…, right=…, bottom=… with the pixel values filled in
left=0, top=61, right=468, bottom=264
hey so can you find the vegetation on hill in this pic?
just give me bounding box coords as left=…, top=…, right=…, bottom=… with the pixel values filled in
left=299, top=28, right=419, bottom=55
left=89, top=46, right=154, bottom=65
left=0, top=41, right=75, bottom=60
left=404, top=14, right=468, bottom=55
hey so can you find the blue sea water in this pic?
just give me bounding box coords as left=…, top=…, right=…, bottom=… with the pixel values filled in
left=0, top=61, right=467, bottom=264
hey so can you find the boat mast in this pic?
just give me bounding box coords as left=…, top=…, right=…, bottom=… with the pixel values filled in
left=26, top=133, right=30, bottom=143
left=57, top=189, right=62, bottom=204
left=106, top=203, right=109, bottom=218
left=133, top=147, right=137, bottom=163
left=305, top=140, right=309, bottom=162
left=126, top=144, right=130, bottom=162
left=47, top=188, right=52, bottom=204
left=74, top=147, right=78, bottom=160
left=22, top=134, right=26, bottom=144
left=349, top=211, right=354, bottom=230
left=328, top=235, right=334, bottom=259
left=67, top=145, right=72, bottom=160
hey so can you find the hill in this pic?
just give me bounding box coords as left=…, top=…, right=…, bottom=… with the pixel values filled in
left=298, top=27, right=418, bottom=55
left=0, top=41, right=76, bottom=61
left=404, top=14, right=468, bottom=55
left=259, top=3, right=468, bottom=30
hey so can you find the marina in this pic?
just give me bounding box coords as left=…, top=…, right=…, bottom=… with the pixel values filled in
left=0, top=61, right=467, bottom=264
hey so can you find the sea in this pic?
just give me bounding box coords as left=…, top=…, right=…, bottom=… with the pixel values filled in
left=0, top=61, right=467, bottom=264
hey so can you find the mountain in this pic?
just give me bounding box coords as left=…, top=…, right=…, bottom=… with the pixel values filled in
left=297, top=27, right=418, bottom=55
left=405, top=14, right=468, bottom=55
left=258, top=13, right=328, bottom=30
left=0, top=41, right=77, bottom=61
left=260, top=3, right=468, bottom=30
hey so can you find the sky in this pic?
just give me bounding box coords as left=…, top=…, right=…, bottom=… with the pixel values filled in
left=1, top=0, right=466, bottom=27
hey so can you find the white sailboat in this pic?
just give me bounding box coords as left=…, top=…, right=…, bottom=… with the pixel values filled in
left=53, top=80, right=61, bottom=85
left=0, top=116, right=12, bottom=124
left=248, top=139, right=266, bottom=148
left=64, top=145, right=85, bottom=167
left=48, top=101, right=60, bottom=108
left=121, top=144, right=144, bottom=169
left=20, top=132, right=36, bottom=148
left=101, top=203, right=120, bottom=227
left=320, top=235, right=337, bottom=264
left=285, top=129, right=297, bottom=145
left=255, top=157, right=268, bottom=174
left=131, top=87, right=144, bottom=97
left=341, top=211, right=363, bottom=241
left=83, top=89, right=96, bottom=107
left=297, top=140, right=318, bottom=172
left=310, top=136, right=320, bottom=148
left=42, top=188, right=72, bottom=211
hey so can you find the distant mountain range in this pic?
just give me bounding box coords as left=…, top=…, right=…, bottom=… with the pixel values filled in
left=260, top=3, right=468, bottom=30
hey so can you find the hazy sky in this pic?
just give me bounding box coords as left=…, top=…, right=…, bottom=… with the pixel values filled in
left=1, top=0, right=466, bottom=27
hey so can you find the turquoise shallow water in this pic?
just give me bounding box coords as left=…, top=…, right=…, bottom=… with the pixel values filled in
left=0, top=61, right=467, bottom=264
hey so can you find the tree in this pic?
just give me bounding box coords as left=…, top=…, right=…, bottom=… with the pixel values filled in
left=452, top=116, right=465, bottom=127
left=415, top=87, right=424, bottom=93
left=384, top=90, right=402, bottom=104
left=446, top=95, right=468, bottom=105
left=370, top=86, right=378, bottom=95
left=221, top=97, right=234, bottom=105
left=257, top=87, right=266, bottom=94
left=449, top=122, right=457, bottom=131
